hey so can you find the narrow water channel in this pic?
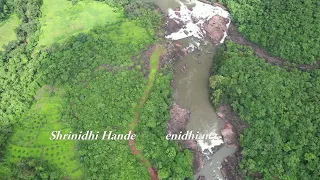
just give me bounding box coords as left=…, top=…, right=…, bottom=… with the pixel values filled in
left=156, top=0, right=236, bottom=179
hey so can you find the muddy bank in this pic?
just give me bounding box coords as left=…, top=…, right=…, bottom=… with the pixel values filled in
left=167, top=103, right=204, bottom=174
left=217, top=105, right=247, bottom=180
left=227, top=23, right=320, bottom=70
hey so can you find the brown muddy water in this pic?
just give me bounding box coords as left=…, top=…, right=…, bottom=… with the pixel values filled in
left=156, top=0, right=236, bottom=179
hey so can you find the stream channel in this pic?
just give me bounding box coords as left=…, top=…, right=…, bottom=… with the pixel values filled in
left=156, top=0, right=236, bottom=179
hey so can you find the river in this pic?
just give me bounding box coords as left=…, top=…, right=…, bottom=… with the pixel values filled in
left=156, top=0, right=236, bottom=179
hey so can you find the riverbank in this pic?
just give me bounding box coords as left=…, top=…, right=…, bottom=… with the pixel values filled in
left=217, top=105, right=247, bottom=180
left=157, top=0, right=236, bottom=179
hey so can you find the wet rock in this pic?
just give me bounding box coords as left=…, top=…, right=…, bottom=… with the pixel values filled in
left=191, top=15, right=200, bottom=24
left=221, top=151, right=244, bottom=180
left=163, top=43, right=188, bottom=65
left=198, top=0, right=212, bottom=5
left=197, top=176, right=206, bottom=180
left=221, top=122, right=237, bottom=148
left=210, top=143, right=224, bottom=154
left=213, top=2, right=228, bottom=10
left=166, top=18, right=183, bottom=34
left=175, top=11, right=181, bottom=17
left=167, top=103, right=190, bottom=136
left=204, top=15, right=229, bottom=44
left=217, top=105, right=248, bottom=180
left=217, top=105, right=248, bottom=148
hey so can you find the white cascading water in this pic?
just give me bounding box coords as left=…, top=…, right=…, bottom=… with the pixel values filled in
left=166, top=0, right=230, bottom=44
left=166, top=0, right=230, bottom=157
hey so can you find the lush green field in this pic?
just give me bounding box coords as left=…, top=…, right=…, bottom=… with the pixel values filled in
left=0, top=15, right=19, bottom=50
left=2, top=86, right=82, bottom=178
left=38, top=0, right=122, bottom=46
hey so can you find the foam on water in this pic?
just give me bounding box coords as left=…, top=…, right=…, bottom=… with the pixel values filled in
left=166, top=0, right=230, bottom=42
left=197, top=127, right=224, bottom=154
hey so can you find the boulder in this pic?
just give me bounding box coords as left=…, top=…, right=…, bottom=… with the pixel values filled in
left=204, top=15, right=229, bottom=44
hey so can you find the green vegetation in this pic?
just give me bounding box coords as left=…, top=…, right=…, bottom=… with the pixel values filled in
left=0, top=0, right=13, bottom=21
left=1, top=87, right=81, bottom=178
left=0, top=14, right=19, bottom=50
left=0, top=0, right=194, bottom=179
left=1, top=158, right=63, bottom=179
left=136, top=73, right=194, bottom=179
left=148, top=46, right=166, bottom=91
left=0, top=0, right=44, bottom=163
left=220, top=0, right=320, bottom=64
left=37, top=23, right=192, bottom=178
left=38, top=0, right=121, bottom=46
left=210, top=41, right=320, bottom=179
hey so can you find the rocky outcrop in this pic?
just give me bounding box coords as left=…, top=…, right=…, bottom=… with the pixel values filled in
left=217, top=105, right=247, bottom=180
left=217, top=105, right=247, bottom=148
left=167, top=103, right=190, bottom=134
left=221, top=151, right=244, bottom=180
left=197, top=175, right=206, bottom=180
left=163, top=43, right=188, bottom=64
left=204, top=15, right=230, bottom=44
left=165, top=18, right=183, bottom=35
left=167, top=103, right=204, bottom=174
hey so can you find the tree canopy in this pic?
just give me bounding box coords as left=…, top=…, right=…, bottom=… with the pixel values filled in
left=220, top=0, right=320, bottom=64
left=210, top=41, right=320, bottom=179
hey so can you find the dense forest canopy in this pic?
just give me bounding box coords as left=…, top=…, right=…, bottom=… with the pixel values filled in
left=0, top=0, right=13, bottom=21
left=220, top=0, right=320, bottom=64
left=210, top=41, right=320, bottom=179
left=0, top=0, right=194, bottom=179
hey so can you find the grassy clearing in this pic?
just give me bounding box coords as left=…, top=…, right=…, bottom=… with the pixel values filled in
left=109, top=21, right=152, bottom=46
left=0, top=15, right=19, bottom=50
left=4, top=86, right=82, bottom=179
left=147, top=46, right=166, bottom=90
left=38, top=0, right=122, bottom=46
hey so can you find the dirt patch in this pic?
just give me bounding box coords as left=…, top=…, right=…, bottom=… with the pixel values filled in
left=127, top=45, right=162, bottom=180
left=216, top=105, right=247, bottom=180
left=167, top=103, right=204, bottom=174
left=204, top=15, right=229, bottom=44
left=128, top=134, right=159, bottom=180
left=95, top=45, right=158, bottom=77
left=34, top=85, right=56, bottom=100
left=227, top=23, right=320, bottom=70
